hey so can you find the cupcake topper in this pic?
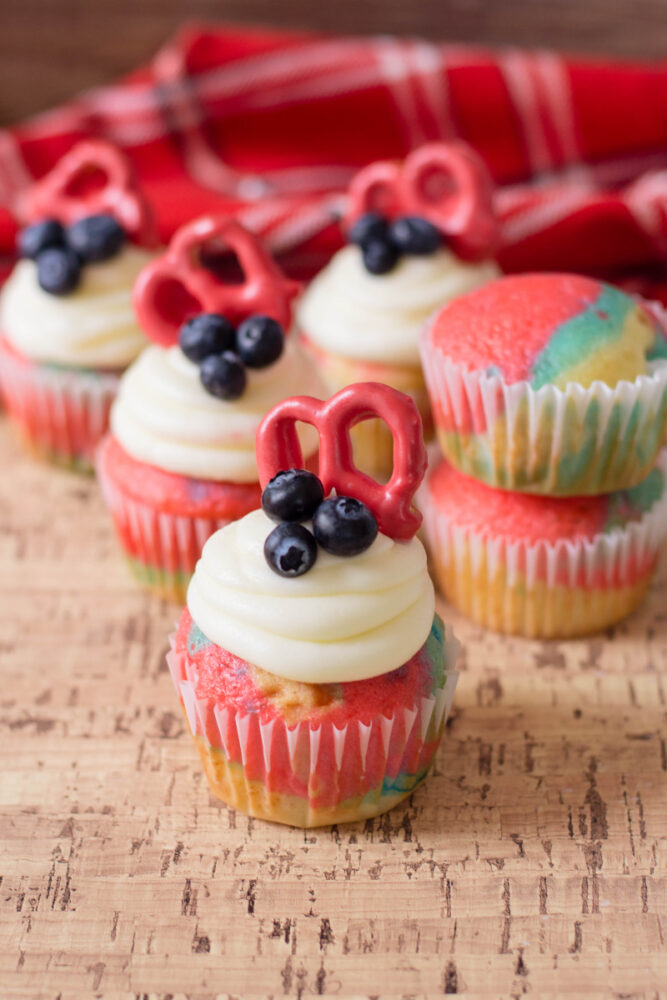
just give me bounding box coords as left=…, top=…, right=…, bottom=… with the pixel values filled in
left=22, top=140, right=157, bottom=248
left=256, top=382, right=427, bottom=541
left=345, top=141, right=497, bottom=261
left=133, top=215, right=301, bottom=347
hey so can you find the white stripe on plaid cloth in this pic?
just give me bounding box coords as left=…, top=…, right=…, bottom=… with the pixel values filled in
left=499, top=186, right=599, bottom=243
left=533, top=51, right=582, bottom=167
left=624, top=170, right=667, bottom=253
left=498, top=150, right=667, bottom=214
left=374, top=37, right=431, bottom=149
left=407, top=41, right=457, bottom=142
left=190, top=38, right=379, bottom=103
left=498, top=49, right=556, bottom=174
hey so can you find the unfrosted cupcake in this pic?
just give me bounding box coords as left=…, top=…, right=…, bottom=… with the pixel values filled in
left=298, top=142, right=499, bottom=480
left=167, top=382, right=459, bottom=827
left=421, top=273, right=667, bottom=495
left=420, top=454, right=667, bottom=637
left=0, top=141, right=157, bottom=470
left=97, top=215, right=321, bottom=602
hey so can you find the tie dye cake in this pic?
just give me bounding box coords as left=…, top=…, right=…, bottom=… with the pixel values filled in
left=168, top=608, right=458, bottom=826
left=420, top=273, right=667, bottom=495
left=419, top=453, right=667, bottom=638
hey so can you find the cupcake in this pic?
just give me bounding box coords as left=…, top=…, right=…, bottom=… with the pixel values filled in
left=167, top=382, right=459, bottom=827
left=0, top=141, right=157, bottom=470
left=421, top=273, right=667, bottom=495
left=297, top=142, right=499, bottom=480
left=97, top=215, right=322, bottom=602
left=420, top=454, right=667, bottom=638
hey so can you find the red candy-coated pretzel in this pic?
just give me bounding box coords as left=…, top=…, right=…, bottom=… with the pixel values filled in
left=22, top=140, right=157, bottom=247
left=256, top=382, right=427, bottom=542
left=133, top=215, right=301, bottom=347
left=345, top=141, right=497, bottom=261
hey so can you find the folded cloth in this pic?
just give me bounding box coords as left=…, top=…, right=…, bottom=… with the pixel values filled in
left=0, top=23, right=665, bottom=296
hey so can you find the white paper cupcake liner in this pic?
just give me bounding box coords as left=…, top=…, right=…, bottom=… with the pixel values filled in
left=166, top=627, right=459, bottom=827
left=420, top=323, right=667, bottom=496
left=0, top=336, right=119, bottom=471
left=97, top=452, right=234, bottom=603
left=419, top=451, right=667, bottom=637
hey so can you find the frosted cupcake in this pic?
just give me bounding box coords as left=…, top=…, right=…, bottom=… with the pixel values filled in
left=0, top=141, right=157, bottom=470
left=297, top=142, right=499, bottom=480
left=421, top=455, right=667, bottom=638
left=97, top=215, right=322, bottom=602
left=421, top=273, right=667, bottom=495
left=167, top=382, right=459, bottom=827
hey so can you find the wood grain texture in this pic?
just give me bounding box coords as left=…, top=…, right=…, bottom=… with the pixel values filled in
left=0, top=417, right=666, bottom=997
left=1, top=0, right=666, bottom=124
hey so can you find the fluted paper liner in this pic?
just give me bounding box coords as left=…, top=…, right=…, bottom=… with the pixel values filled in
left=167, top=628, right=459, bottom=827
left=420, top=322, right=667, bottom=496
left=97, top=452, right=235, bottom=603
left=0, top=336, right=119, bottom=471
left=419, top=450, right=667, bottom=637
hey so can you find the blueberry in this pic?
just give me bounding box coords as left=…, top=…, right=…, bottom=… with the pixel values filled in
left=389, top=216, right=441, bottom=255
left=264, top=522, right=317, bottom=577
left=235, top=315, right=284, bottom=369
left=36, top=247, right=81, bottom=295
left=66, top=213, right=126, bottom=263
left=262, top=469, right=325, bottom=523
left=199, top=351, right=247, bottom=400
left=179, top=314, right=236, bottom=363
left=312, top=496, right=378, bottom=556
left=18, top=219, right=65, bottom=259
left=348, top=212, right=389, bottom=248
left=362, top=238, right=399, bottom=275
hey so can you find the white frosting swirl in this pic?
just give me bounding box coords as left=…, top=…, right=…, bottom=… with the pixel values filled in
left=111, top=336, right=320, bottom=482
left=1, top=246, right=153, bottom=368
left=297, top=244, right=499, bottom=365
left=187, top=508, right=435, bottom=683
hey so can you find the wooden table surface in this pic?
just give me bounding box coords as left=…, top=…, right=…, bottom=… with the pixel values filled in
left=1, top=418, right=666, bottom=997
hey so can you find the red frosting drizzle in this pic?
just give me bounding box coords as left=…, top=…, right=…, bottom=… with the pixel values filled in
left=22, top=140, right=157, bottom=248
left=256, top=382, right=427, bottom=541
left=345, top=141, right=498, bottom=261
left=133, top=215, right=301, bottom=347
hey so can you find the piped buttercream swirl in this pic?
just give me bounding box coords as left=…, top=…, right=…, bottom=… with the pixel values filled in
left=297, top=244, right=499, bottom=366
left=1, top=247, right=154, bottom=368
left=186, top=508, right=435, bottom=683
left=110, top=336, right=321, bottom=482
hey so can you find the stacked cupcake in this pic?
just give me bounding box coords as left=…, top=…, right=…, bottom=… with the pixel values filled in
left=418, top=273, right=667, bottom=638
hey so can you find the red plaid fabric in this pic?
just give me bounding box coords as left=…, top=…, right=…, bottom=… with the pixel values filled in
left=0, top=23, right=666, bottom=296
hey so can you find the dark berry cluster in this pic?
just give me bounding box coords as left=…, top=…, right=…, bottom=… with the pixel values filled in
left=18, top=214, right=127, bottom=295
left=348, top=212, right=442, bottom=275
left=179, top=313, right=285, bottom=401
left=262, top=469, right=378, bottom=577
